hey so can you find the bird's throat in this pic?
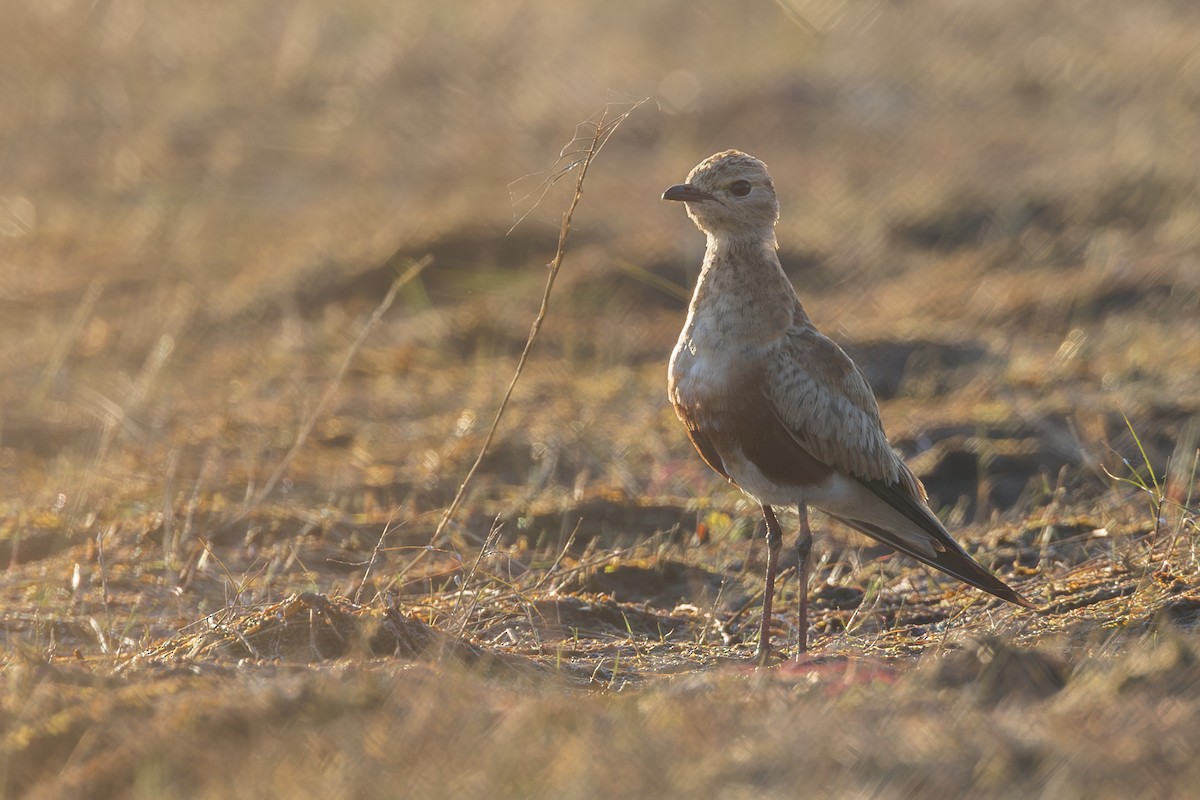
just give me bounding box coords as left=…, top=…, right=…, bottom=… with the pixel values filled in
left=684, top=235, right=797, bottom=347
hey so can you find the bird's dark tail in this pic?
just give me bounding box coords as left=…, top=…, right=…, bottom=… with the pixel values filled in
left=829, top=478, right=1036, bottom=610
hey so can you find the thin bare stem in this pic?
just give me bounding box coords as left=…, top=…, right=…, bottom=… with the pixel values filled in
left=454, top=518, right=506, bottom=638
left=353, top=507, right=404, bottom=605
left=29, top=278, right=105, bottom=410
left=430, top=98, right=649, bottom=547
left=245, top=254, right=433, bottom=515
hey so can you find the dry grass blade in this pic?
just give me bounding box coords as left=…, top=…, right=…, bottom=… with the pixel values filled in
left=429, top=98, right=651, bottom=547
left=352, top=506, right=405, bottom=605
left=28, top=277, right=105, bottom=410
left=240, top=254, right=433, bottom=517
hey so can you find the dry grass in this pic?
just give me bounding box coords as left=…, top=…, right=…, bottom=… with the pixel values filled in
left=2, top=1, right=1200, bottom=797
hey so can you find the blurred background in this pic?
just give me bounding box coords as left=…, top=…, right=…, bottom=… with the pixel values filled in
left=5, top=2, right=1200, bottom=797
left=3, top=0, right=1200, bottom=585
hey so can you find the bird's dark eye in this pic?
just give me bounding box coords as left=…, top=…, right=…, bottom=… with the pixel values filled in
left=729, top=180, right=752, bottom=197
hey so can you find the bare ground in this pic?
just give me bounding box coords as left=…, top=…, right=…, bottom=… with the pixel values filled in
left=2, top=1, right=1200, bottom=798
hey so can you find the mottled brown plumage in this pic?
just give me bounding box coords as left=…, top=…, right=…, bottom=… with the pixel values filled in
left=663, top=150, right=1034, bottom=664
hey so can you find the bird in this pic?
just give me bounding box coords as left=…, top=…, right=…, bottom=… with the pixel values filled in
left=662, top=150, right=1035, bottom=665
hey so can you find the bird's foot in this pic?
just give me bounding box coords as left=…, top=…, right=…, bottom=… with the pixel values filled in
left=754, top=643, right=782, bottom=668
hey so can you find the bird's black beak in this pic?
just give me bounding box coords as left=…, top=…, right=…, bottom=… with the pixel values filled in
left=662, top=183, right=713, bottom=202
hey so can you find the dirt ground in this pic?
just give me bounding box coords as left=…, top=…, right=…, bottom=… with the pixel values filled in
left=2, top=1, right=1200, bottom=797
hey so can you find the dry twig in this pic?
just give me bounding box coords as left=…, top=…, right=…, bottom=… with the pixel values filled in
left=237, top=254, right=433, bottom=519
left=428, top=98, right=650, bottom=548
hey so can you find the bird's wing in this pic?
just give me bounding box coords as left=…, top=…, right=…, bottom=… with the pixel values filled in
left=764, top=323, right=1035, bottom=609
left=764, top=324, right=909, bottom=488
left=677, top=415, right=731, bottom=481
left=825, top=489, right=1036, bottom=608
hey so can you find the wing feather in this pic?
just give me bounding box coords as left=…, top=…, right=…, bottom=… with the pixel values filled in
left=762, top=321, right=1034, bottom=608
left=765, top=324, right=911, bottom=488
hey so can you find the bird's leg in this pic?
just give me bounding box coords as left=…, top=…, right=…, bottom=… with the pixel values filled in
left=795, top=505, right=813, bottom=657
left=756, top=504, right=783, bottom=666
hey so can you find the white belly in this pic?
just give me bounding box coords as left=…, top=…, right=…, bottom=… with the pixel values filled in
left=720, top=447, right=863, bottom=511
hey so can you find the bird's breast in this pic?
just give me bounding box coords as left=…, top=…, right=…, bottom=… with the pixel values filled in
left=668, top=322, right=753, bottom=412
left=669, top=318, right=843, bottom=506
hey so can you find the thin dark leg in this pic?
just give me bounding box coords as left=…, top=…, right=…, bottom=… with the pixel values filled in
left=795, top=505, right=813, bottom=657
left=756, top=504, right=783, bottom=666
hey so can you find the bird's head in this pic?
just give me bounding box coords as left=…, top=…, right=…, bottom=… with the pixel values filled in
left=662, top=150, right=779, bottom=241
